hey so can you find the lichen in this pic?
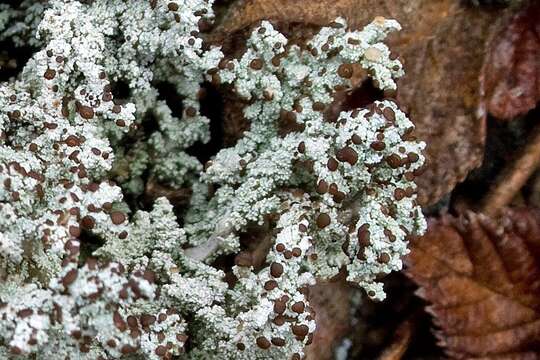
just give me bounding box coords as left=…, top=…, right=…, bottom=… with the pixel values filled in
left=0, top=1, right=425, bottom=359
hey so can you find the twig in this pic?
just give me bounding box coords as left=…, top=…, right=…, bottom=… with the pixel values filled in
left=480, top=121, right=540, bottom=216
left=377, top=317, right=414, bottom=360
left=184, top=218, right=234, bottom=261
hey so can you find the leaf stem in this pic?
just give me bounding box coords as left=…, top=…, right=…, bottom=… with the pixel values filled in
left=480, top=121, right=540, bottom=215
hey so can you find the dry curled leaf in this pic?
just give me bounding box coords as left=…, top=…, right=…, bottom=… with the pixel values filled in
left=215, top=0, right=513, bottom=205
left=406, top=209, right=540, bottom=359
left=481, top=1, right=540, bottom=120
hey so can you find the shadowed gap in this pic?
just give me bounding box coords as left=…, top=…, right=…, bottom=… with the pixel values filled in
left=185, top=82, right=225, bottom=164
left=0, top=40, right=34, bottom=82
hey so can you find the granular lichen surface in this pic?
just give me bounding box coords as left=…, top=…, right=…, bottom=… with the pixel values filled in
left=0, top=1, right=425, bottom=359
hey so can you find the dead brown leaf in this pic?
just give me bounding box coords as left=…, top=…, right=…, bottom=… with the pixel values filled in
left=481, top=1, right=540, bottom=120
left=143, top=178, right=192, bottom=208
left=406, top=209, right=540, bottom=359
left=305, top=275, right=351, bottom=360
left=215, top=0, right=514, bottom=205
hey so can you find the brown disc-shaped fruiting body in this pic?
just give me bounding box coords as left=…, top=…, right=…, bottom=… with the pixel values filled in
left=256, top=336, right=271, bottom=349
left=337, top=63, right=353, bottom=79
left=270, top=262, right=284, bottom=277
left=78, top=105, right=94, bottom=119
left=317, top=180, right=328, bottom=194
left=110, top=211, right=126, bottom=225
left=327, top=158, right=338, bottom=171
left=316, top=213, right=331, bottom=229
left=291, top=301, right=305, bottom=314
left=250, top=58, right=264, bottom=70
left=336, top=147, right=358, bottom=165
